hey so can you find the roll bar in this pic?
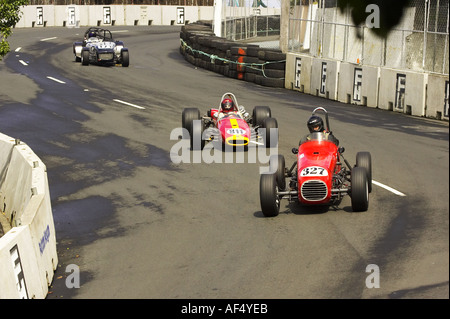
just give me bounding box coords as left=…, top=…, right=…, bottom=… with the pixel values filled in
left=312, top=107, right=330, bottom=133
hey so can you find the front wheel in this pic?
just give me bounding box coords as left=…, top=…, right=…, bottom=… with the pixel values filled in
left=260, top=173, right=280, bottom=217
left=356, top=151, right=372, bottom=193
left=351, top=167, right=369, bottom=212
left=269, top=154, right=285, bottom=190
left=182, top=108, right=204, bottom=150
left=121, top=50, right=129, bottom=67
left=81, top=50, right=89, bottom=66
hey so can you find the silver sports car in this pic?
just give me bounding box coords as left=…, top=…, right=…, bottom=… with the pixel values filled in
left=73, top=27, right=129, bottom=67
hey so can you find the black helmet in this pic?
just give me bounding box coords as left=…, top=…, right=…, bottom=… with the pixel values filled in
left=307, top=115, right=324, bottom=133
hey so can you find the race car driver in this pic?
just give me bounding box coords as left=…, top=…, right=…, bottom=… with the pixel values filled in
left=217, top=97, right=248, bottom=120
left=300, top=115, right=339, bottom=145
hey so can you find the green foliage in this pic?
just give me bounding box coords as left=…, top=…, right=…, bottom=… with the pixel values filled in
left=0, top=0, right=29, bottom=60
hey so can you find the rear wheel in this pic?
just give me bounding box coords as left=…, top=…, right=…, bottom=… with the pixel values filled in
left=269, top=154, right=285, bottom=190
left=262, top=117, right=278, bottom=148
left=356, top=151, right=372, bottom=193
left=121, top=50, right=129, bottom=67
left=260, top=173, right=280, bottom=217
left=252, top=106, right=271, bottom=127
left=351, top=167, right=369, bottom=212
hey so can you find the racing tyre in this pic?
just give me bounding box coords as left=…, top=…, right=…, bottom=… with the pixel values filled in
left=262, top=117, right=278, bottom=148
left=182, top=108, right=200, bottom=131
left=351, top=167, right=369, bottom=212
left=269, top=154, right=286, bottom=190
left=181, top=108, right=204, bottom=150
left=121, top=50, right=129, bottom=67
left=260, top=173, right=280, bottom=217
left=190, top=119, right=205, bottom=151
left=356, top=151, right=372, bottom=193
left=81, top=49, right=89, bottom=66
left=252, top=106, right=271, bottom=127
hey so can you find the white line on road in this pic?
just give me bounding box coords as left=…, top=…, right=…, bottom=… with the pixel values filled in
left=373, top=180, right=406, bottom=196
left=46, top=76, right=66, bottom=84
left=15, top=47, right=21, bottom=52
left=113, top=99, right=145, bottom=110
left=19, top=60, right=28, bottom=66
left=41, top=37, right=57, bottom=41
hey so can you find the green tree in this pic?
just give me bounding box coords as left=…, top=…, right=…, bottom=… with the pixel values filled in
left=0, top=0, right=28, bottom=60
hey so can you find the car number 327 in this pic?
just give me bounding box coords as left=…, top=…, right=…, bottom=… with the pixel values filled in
left=300, top=166, right=328, bottom=176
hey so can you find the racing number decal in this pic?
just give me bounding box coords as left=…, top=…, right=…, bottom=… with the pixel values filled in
left=300, top=166, right=328, bottom=176
left=227, top=119, right=245, bottom=135
left=227, top=128, right=246, bottom=135
left=103, top=7, right=111, bottom=25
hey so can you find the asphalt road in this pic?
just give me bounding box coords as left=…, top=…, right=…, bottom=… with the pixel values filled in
left=0, top=26, right=448, bottom=300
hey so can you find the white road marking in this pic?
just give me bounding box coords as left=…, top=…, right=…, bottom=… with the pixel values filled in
left=15, top=47, right=21, bottom=52
left=46, top=76, right=66, bottom=84
left=113, top=99, right=145, bottom=110
left=373, top=180, right=406, bottom=196
left=41, top=37, right=57, bottom=41
left=249, top=140, right=264, bottom=145
left=19, top=60, right=28, bottom=66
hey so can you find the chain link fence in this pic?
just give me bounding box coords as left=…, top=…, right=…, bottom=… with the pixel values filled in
left=220, top=1, right=281, bottom=49
left=288, top=0, right=449, bottom=75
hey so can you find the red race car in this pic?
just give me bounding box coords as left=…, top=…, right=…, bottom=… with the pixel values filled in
left=260, top=107, right=372, bottom=217
left=182, top=93, right=278, bottom=150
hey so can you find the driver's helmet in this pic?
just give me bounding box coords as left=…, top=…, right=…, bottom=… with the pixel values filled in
left=307, top=115, right=324, bottom=133
left=221, top=98, right=234, bottom=113
left=88, top=31, right=96, bottom=38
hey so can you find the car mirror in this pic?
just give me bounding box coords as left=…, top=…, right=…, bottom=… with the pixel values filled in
left=292, top=148, right=298, bottom=154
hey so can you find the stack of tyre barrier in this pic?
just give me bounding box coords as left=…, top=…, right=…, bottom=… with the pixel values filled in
left=180, top=21, right=286, bottom=88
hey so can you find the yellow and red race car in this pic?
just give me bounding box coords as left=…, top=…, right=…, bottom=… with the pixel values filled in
left=182, top=92, right=278, bottom=150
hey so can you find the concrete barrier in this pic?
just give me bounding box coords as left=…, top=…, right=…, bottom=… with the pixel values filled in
left=285, top=53, right=312, bottom=94
left=285, top=52, right=448, bottom=120
left=310, top=58, right=339, bottom=101
left=426, top=74, right=449, bottom=120
left=378, top=68, right=428, bottom=116
left=0, top=133, right=57, bottom=299
left=337, top=62, right=379, bottom=108
left=16, top=5, right=214, bottom=28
